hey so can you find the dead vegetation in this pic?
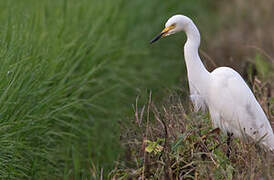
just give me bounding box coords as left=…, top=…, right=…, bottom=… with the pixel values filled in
left=109, top=88, right=274, bottom=179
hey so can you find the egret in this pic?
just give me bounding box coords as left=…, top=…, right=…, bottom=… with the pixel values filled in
left=150, top=15, right=274, bottom=152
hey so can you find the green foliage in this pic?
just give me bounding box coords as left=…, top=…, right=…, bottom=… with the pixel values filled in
left=145, top=138, right=164, bottom=154
left=254, top=54, right=273, bottom=78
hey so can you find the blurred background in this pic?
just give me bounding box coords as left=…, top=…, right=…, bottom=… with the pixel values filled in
left=0, top=0, right=272, bottom=179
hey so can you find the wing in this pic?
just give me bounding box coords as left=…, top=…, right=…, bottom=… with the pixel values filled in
left=189, top=82, right=207, bottom=112
left=208, top=67, right=274, bottom=150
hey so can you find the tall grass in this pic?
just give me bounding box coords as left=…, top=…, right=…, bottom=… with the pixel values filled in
left=0, top=0, right=216, bottom=178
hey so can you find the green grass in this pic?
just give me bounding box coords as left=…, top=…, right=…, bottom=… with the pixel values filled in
left=0, top=0, right=216, bottom=178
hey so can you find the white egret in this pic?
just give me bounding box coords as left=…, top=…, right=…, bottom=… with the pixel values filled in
left=150, top=15, right=274, bottom=152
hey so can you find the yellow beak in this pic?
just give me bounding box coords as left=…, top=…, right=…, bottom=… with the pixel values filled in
left=161, top=25, right=176, bottom=35
left=150, top=25, right=176, bottom=44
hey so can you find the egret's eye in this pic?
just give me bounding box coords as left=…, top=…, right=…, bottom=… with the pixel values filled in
left=170, top=23, right=176, bottom=28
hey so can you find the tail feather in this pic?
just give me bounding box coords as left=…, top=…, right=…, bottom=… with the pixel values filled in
left=262, top=134, right=274, bottom=153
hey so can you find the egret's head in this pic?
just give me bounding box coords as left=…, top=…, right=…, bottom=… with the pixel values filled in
left=150, top=15, right=191, bottom=44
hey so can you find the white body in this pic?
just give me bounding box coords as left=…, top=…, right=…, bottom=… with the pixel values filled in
left=165, top=15, right=274, bottom=151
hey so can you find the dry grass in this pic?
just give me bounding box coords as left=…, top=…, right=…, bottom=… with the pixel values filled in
left=109, top=88, right=274, bottom=179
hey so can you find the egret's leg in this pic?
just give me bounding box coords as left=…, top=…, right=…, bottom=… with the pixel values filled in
left=226, top=132, right=233, bottom=158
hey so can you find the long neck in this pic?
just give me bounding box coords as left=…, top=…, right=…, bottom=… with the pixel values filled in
left=183, top=21, right=210, bottom=94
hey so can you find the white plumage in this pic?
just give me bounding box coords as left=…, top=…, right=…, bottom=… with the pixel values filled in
left=151, top=14, right=274, bottom=151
